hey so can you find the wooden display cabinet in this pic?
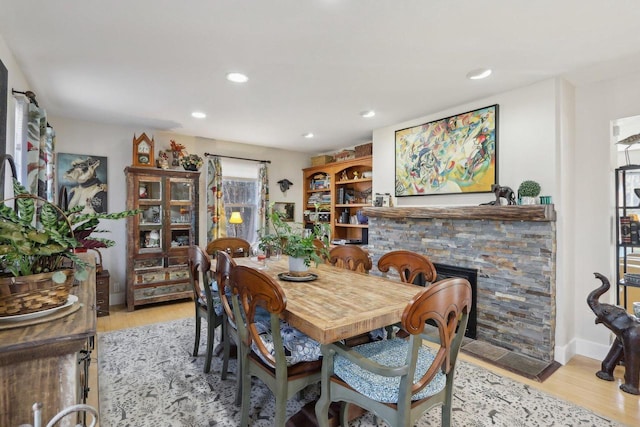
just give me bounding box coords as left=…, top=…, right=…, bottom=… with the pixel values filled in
left=303, top=156, right=372, bottom=244
left=125, top=167, right=199, bottom=310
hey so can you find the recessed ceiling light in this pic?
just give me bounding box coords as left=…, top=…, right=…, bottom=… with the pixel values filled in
left=191, top=111, right=206, bottom=119
left=303, top=132, right=314, bottom=138
left=466, top=68, right=492, bottom=80
left=226, top=72, right=249, bottom=83
left=360, top=110, right=376, bottom=118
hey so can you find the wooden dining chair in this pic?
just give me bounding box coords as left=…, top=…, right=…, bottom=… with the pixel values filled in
left=214, top=249, right=242, bottom=405
left=328, top=245, right=372, bottom=273
left=229, top=265, right=323, bottom=426
left=377, top=250, right=439, bottom=339
left=315, top=277, right=472, bottom=427
left=206, top=237, right=250, bottom=258
left=313, top=238, right=328, bottom=261
left=188, top=245, right=223, bottom=374
left=377, top=250, right=438, bottom=285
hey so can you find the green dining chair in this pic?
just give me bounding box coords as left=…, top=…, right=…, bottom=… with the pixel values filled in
left=214, top=250, right=241, bottom=404
left=229, top=265, right=323, bottom=426
left=315, top=277, right=472, bottom=427
left=187, top=245, right=223, bottom=374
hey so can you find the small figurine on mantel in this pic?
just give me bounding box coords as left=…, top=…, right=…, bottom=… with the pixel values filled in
left=352, top=171, right=359, bottom=180
left=480, top=184, right=516, bottom=206
left=157, top=150, right=170, bottom=169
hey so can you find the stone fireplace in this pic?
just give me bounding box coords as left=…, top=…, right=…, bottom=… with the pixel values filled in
left=362, top=205, right=557, bottom=363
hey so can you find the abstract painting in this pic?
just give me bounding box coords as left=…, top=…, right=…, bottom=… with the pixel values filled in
left=395, top=104, right=498, bottom=196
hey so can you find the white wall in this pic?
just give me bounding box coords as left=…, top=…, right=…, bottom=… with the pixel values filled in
left=372, top=78, right=582, bottom=362
left=572, top=72, right=640, bottom=359
left=372, top=79, right=558, bottom=206
left=372, top=72, right=640, bottom=364
left=50, top=117, right=309, bottom=304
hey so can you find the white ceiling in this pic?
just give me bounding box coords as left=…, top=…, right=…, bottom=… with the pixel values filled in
left=3, top=1, right=640, bottom=154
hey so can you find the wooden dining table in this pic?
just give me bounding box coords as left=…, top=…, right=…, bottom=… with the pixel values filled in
left=233, top=255, right=426, bottom=426
left=234, top=255, right=424, bottom=345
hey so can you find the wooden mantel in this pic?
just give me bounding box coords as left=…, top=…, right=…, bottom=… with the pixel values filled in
left=361, top=204, right=556, bottom=222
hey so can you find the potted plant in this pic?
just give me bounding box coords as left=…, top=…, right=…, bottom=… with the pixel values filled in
left=518, top=180, right=541, bottom=205
left=180, top=154, right=203, bottom=171
left=259, top=205, right=329, bottom=276
left=0, top=178, right=138, bottom=316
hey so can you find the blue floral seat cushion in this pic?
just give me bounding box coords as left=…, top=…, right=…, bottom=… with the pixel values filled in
left=197, top=279, right=224, bottom=316
left=251, top=319, right=322, bottom=367
left=333, top=338, right=446, bottom=403
left=227, top=305, right=271, bottom=334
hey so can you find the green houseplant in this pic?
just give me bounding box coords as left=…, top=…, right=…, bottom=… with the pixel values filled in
left=259, top=205, right=329, bottom=273
left=0, top=178, right=138, bottom=316
left=518, top=180, right=541, bottom=204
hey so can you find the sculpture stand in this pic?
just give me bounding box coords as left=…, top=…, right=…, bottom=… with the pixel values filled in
left=588, top=273, right=640, bottom=395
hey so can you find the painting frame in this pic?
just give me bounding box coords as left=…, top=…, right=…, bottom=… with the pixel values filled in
left=394, top=104, right=498, bottom=197
left=273, top=202, right=294, bottom=222
left=56, top=153, right=108, bottom=213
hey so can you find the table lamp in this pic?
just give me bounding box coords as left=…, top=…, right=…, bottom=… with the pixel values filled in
left=229, top=211, right=243, bottom=237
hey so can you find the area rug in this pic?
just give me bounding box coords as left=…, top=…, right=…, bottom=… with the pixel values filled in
left=98, top=318, right=624, bottom=427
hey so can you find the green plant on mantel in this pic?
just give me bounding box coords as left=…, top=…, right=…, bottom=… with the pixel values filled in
left=259, top=203, right=329, bottom=267
left=518, top=180, right=541, bottom=198
left=0, top=178, right=138, bottom=282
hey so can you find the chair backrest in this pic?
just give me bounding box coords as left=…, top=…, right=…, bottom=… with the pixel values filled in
left=377, top=250, right=437, bottom=285
left=215, top=250, right=237, bottom=322
left=328, top=245, right=372, bottom=273
left=188, top=245, right=213, bottom=309
left=229, top=265, right=287, bottom=369
left=206, top=237, right=250, bottom=258
left=401, top=277, right=472, bottom=396
left=313, top=238, right=328, bottom=260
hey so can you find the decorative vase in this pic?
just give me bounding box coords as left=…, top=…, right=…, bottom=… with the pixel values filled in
left=520, top=196, right=537, bottom=205
left=183, top=165, right=198, bottom=171
left=288, top=257, right=309, bottom=277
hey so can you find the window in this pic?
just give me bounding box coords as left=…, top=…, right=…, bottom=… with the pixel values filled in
left=221, top=159, right=261, bottom=243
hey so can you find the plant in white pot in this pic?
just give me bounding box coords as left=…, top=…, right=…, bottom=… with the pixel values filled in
left=259, top=206, right=329, bottom=276
left=518, top=180, right=541, bottom=205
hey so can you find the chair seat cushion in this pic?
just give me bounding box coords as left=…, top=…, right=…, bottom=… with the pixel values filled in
left=251, top=320, right=322, bottom=367
left=228, top=306, right=270, bottom=333
left=333, top=338, right=446, bottom=403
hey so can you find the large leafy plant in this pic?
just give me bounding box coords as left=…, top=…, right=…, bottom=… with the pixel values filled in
left=0, top=179, right=138, bottom=281
left=259, top=205, right=329, bottom=267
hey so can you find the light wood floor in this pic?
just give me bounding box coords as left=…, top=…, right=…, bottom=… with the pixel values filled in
left=90, top=302, right=639, bottom=426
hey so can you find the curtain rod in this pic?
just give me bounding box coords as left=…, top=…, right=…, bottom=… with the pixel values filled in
left=204, top=153, right=271, bottom=164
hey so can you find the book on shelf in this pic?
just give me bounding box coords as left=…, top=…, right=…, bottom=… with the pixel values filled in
left=621, top=216, right=632, bottom=244
left=632, top=221, right=640, bottom=245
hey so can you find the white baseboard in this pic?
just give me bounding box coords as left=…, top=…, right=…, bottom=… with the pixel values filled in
left=556, top=337, right=612, bottom=365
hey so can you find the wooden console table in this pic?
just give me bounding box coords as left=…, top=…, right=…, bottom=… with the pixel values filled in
left=0, top=268, right=96, bottom=427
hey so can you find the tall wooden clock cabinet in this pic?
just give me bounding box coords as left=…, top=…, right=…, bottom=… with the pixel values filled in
left=125, top=167, right=199, bottom=310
